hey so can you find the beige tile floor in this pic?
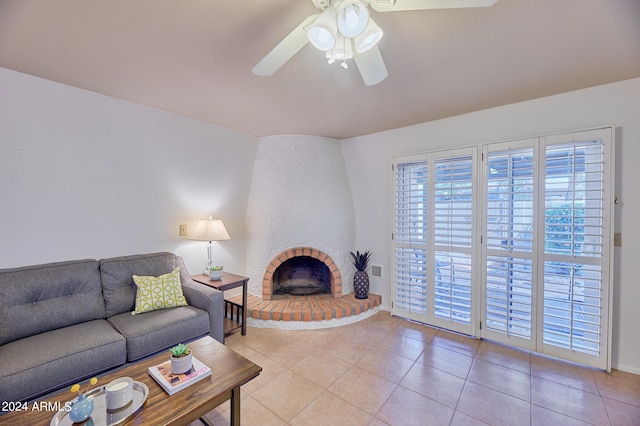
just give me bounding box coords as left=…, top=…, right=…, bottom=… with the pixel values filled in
left=193, top=312, right=640, bottom=425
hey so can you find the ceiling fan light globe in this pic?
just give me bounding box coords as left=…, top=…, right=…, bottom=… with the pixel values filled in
left=309, top=27, right=335, bottom=50
left=333, top=51, right=354, bottom=60
left=308, top=10, right=338, bottom=51
left=337, top=1, right=369, bottom=38
left=345, top=6, right=360, bottom=28
left=354, top=19, right=383, bottom=53
left=355, top=32, right=381, bottom=53
left=327, top=50, right=353, bottom=60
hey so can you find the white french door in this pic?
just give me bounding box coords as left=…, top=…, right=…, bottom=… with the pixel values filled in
left=482, top=139, right=537, bottom=350
left=393, top=127, right=613, bottom=370
left=535, top=130, right=612, bottom=370
left=392, top=148, right=478, bottom=335
left=393, top=155, right=429, bottom=324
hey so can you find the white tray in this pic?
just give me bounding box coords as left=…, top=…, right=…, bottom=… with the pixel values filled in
left=50, top=380, right=148, bottom=426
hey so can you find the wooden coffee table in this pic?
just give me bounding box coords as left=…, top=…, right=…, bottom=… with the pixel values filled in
left=2, top=336, right=261, bottom=425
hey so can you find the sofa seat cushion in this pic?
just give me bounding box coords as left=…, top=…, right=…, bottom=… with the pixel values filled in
left=0, top=319, right=126, bottom=403
left=108, top=305, right=209, bottom=361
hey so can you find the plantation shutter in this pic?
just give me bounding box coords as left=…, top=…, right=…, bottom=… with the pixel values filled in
left=392, top=156, right=429, bottom=322
left=393, top=148, right=477, bottom=333
left=538, top=129, right=612, bottom=370
left=482, top=139, right=536, bottom=348
left=393, top=127, right=612, bottom=370
left=431, top=151, right=476, bottom=334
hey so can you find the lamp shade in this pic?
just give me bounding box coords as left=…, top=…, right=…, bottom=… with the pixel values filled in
left=190, top=218, right=230, bottom=242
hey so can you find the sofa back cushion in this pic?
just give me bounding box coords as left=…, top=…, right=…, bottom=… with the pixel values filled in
left=0, top=259, right=105, bottom=346
left=100, top=252, right=177, bottom=317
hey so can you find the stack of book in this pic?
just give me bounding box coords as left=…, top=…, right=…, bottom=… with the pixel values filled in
left=148, top=357, right=211, bottom=395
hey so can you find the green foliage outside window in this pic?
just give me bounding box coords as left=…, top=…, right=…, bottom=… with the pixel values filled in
left=545, top=203, right=584, bottom=254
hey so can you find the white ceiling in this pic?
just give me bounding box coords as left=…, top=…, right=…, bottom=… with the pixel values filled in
left=1, top=0, right=639, bottom=139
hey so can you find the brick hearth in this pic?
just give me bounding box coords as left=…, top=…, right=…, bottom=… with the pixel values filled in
left=227, top=293, right=381, bottom=322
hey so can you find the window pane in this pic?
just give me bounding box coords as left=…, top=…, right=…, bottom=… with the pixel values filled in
left=487, top=150, right=534, bottom=252
left=395, top=247, right=428, bottom=314
left=542, top=261, right=601, bottom=355
left=435, top=251, right=471, bottom=324
left=434, top=156, right=473, bottom=248
left=395, top=161, right=428, bottom=243
left=486, top=256, right=532, bottom=338
left=544, top=143, right=604, bottom=258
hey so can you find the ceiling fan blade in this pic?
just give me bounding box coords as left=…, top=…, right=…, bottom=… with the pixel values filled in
left=370, top=0, right=498, bottom=12
left=252, top=14, right=319, bottom=76
left=353, top=46, right=388, bottom=86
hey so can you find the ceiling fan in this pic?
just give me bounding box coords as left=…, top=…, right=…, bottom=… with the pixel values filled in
left=252, top=0, right=498, bottom=86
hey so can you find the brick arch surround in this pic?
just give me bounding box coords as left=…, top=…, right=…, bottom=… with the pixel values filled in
left=262, top=247, right=342, bottom=300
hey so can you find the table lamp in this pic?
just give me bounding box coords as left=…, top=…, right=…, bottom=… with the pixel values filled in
left=190, top=217, right=230, bottom=273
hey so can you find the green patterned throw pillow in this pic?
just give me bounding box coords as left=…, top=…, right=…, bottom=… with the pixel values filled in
left=131, top=267, right=188, bottom=315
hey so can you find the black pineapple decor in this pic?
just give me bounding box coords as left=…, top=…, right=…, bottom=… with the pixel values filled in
left=350, top=250, right=372, bottom=299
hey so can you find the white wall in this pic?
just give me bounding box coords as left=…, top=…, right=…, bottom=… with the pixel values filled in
left=0, top=67, right=258, bottom=274
left=341, top=78, right=640, bottom=374
left=2, top=65, right=638, bottom=373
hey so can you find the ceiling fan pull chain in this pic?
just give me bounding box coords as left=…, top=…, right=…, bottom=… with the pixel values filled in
left=342, top=36, right=348, bottom=69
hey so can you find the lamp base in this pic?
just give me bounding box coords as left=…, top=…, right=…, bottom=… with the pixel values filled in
left=204, top=243, right=215, bottom=275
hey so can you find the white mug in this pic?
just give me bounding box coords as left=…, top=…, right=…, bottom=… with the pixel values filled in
left=105, top=377, right=133, bottom=411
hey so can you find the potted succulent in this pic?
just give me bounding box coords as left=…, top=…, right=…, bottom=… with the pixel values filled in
left=350, top=250, right=372, bottom=299
left=169, top=343, right=193, bottom=374
left=208, top=266, right=223, bottom=281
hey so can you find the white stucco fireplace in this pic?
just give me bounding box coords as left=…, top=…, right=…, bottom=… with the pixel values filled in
left=246, top=135, right=355, bottom=298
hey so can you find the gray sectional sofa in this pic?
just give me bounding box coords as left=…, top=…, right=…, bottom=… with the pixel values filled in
left=0, top=252, right=224, bottom=404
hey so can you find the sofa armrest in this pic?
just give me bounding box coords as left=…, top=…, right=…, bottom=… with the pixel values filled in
left=176, top=257, right=224, bottom=343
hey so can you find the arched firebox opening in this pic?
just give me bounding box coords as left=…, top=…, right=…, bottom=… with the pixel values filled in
left=273, top=256, right=331, bottom=296
left=262, top=247, right=342, bottom=300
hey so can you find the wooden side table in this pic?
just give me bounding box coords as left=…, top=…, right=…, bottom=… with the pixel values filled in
left=192, top=272, right=248, bottom=339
